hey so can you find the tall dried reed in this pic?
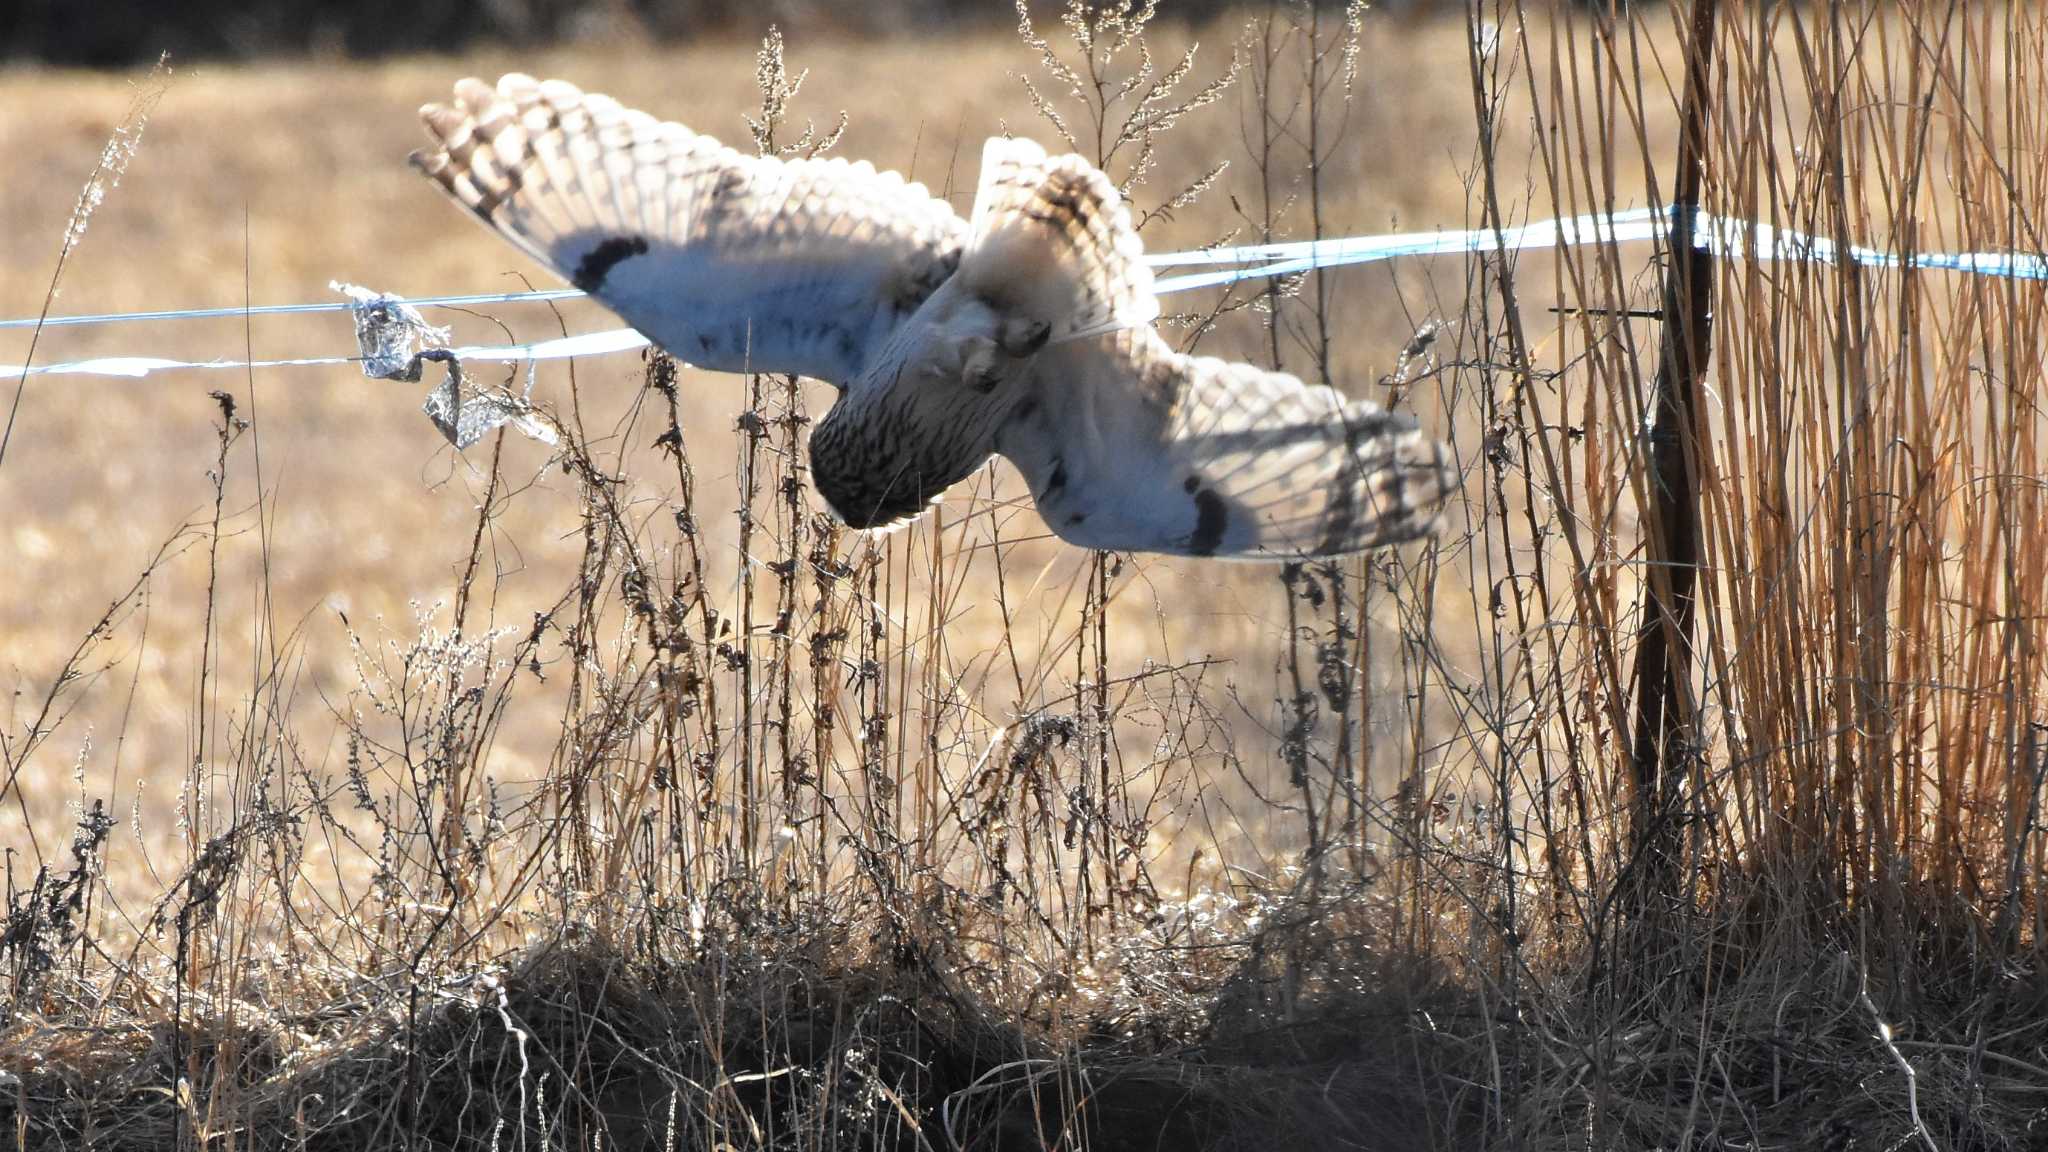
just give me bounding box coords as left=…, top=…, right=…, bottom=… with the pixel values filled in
left=5, top=4, right=2046, bottom=1150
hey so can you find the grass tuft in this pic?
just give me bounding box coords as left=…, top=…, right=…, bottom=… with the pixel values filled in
left=5, top=5, right=2048, bottom=1149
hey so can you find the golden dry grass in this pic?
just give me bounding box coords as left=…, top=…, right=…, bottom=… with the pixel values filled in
left=0, top=17, right=1489, bottom=876
left=5, top=4, right=2048, bottom=1149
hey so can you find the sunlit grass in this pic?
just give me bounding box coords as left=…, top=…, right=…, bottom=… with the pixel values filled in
left=4, top=4, right=2046, bottom=1149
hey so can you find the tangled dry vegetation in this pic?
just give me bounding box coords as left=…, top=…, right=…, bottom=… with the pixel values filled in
left=5, top=3, right=2048, bottom=1149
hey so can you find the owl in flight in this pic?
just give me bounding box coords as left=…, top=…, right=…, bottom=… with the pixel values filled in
left=413, top=75, right=1455, bottom=559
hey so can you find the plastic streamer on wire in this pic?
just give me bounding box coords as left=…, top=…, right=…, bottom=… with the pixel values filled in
left=9, top=206, right=2048, bottom=436
left=336, top=281, right=447, bottom=380
left=333, top=281, right=562, bottom=449
left=344, top=286, right=643, bottom=448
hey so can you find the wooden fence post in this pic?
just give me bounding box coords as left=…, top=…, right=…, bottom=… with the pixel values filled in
left=1626, top=0, right=1722, bottom=912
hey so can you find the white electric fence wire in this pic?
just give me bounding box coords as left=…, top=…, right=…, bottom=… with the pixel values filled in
left=7, top=207, right=2047, bottom=386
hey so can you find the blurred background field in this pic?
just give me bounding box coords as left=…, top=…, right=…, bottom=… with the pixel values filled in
left=6, top=3, right=2048, bottom=1150
left=0, top=0, right=1480, bottom=67
left=0, top=9, right=1495, bottom=886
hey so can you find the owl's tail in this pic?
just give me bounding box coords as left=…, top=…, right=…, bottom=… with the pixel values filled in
left=959, top=138, right=1160, bottom=343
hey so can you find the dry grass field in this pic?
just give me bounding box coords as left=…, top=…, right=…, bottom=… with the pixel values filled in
left=3, top=3, right=2047, bottom=1149
left=0, top=11, right=1516, bottom=952
left=0, top=13, right=1483, bottom=867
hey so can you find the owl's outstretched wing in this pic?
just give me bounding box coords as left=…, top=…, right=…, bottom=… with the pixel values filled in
left=413, top=74, right=968, bottom=385
left=960, top=136, right=1159, bottom=341
left=965, top=140, right=1455, bottom=558
left=1002, top=329, right=1457, bottom=558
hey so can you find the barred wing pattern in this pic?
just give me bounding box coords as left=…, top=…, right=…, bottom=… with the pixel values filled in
left=412, top=74, right=967, bottom=384
left=413, top=75, right=1457, bottom=559
left=1000, top=329, right=1456, bottom=558
left=963, top=136, right=1455, bottom=558
left=962, top=137, right=1159, bottom=341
